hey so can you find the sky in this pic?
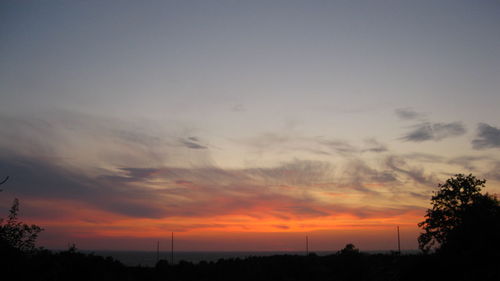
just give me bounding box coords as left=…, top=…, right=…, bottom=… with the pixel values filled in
left=1, top=0, right=500, bottom=251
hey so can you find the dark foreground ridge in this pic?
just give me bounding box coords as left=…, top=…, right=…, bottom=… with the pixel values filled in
left=2, top=247, right=499, bottom=281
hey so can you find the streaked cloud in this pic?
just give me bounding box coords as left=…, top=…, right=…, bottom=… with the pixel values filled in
left=362, top=138, right=388, bottom=153
left=318, top=139, right=358, bottom=155
left=317, top=138, right=388, bottom=155
left=395, top=108, right=424, bottom=120
left=402, top=153, right=444, bottom=163
left=448, top=155, right=488, bottom=171
left=0, top=111, right=455, bottom=208
left=242, top=132, right=292, bottom=151
left=2, top=152, right=426, bottom=223
left=401, top=122, right=466, bottom=142
left=2, top=111, right=496, bottom=251
left=472, top=123, right=500, bottom=149
left=0, top=154, right=168, bottom=218
left=180, top=137, right=208, bottom=149
left=384, top=155, right=437, bottom=186
left=340, top=159, right=397, bottom=193
left=485, top=162, right=500, bottom=182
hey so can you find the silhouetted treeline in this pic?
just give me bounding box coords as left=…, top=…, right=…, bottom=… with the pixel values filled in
left=2, top=248, right=499, bottom=281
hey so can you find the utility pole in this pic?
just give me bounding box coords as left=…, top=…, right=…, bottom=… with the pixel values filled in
left=397, top=226, right=401, bottom=254
left=156, top=240, right=160, bottom=263
left=171, top=232, right=174, bottom=265
left=306, top=235, right=309, bottom=256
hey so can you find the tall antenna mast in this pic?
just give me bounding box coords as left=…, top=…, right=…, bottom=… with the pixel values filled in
left=397, top=226, right=401, bottom=254
left=156, top=240, right=160, bottom=263
left=171, top=232, right=174, bottom=265
left=306, top=235, right=309, bottom=255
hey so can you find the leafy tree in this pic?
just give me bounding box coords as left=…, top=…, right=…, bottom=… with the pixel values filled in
left=0, top=198, right=43, bottom=252
left=418, top=174, right=500, bottom=255
left=338, top=243, right=360, bottom=255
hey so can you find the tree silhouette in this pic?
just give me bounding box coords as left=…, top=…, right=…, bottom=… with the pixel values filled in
left=0, top=198, right=43, bottom=252
left=418, top=174, right=500, bottom=255
left=338, top=243, right=360, bottom=255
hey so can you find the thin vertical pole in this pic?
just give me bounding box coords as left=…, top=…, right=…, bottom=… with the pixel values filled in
left=156, top=240, right=160, bottom=263
left=397, top=226, right=401, bottom=254
left=306, top=235, right=309, bottom=255
left=171, top=232, right=174, bottom=265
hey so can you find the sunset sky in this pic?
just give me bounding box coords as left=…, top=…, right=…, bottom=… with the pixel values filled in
left=1, top=0, right=500, bottom=251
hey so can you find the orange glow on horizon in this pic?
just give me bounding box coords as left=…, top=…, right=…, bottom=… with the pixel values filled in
left=21, top=197, right=424, bottom=251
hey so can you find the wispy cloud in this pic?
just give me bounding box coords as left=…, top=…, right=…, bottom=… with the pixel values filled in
left=0, top=150, right=426, bottom=223
left=485, top=162, right=500, bottom=182
left=180, top=137, right=208, bottom=149
left=385, top=155, right=437, bottom=187
left=242, top=132, right=291, bottom=150
left=395, top=108, right=424, bottom=120
left=362, top=138, right=388, bottom=153
left=0, top=154, right=168, bottom=218
left=99, top=168, right=160, bottom=183
left=401, top=122, right=466, bottom=142
left=246, top=160, right=337, bottom=189
left=317, top=139, right=358, bottom=155
left=0, top=111, right=444, bottom=239
left=317, top=138, right=388, bottom=155
left=340, top=159, right=397, bottom=192
left=448, top=155, right=489, bottom=171
left=472, top=123, right=500, bottom=149
left=402, top=153, right=444, bottom=163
